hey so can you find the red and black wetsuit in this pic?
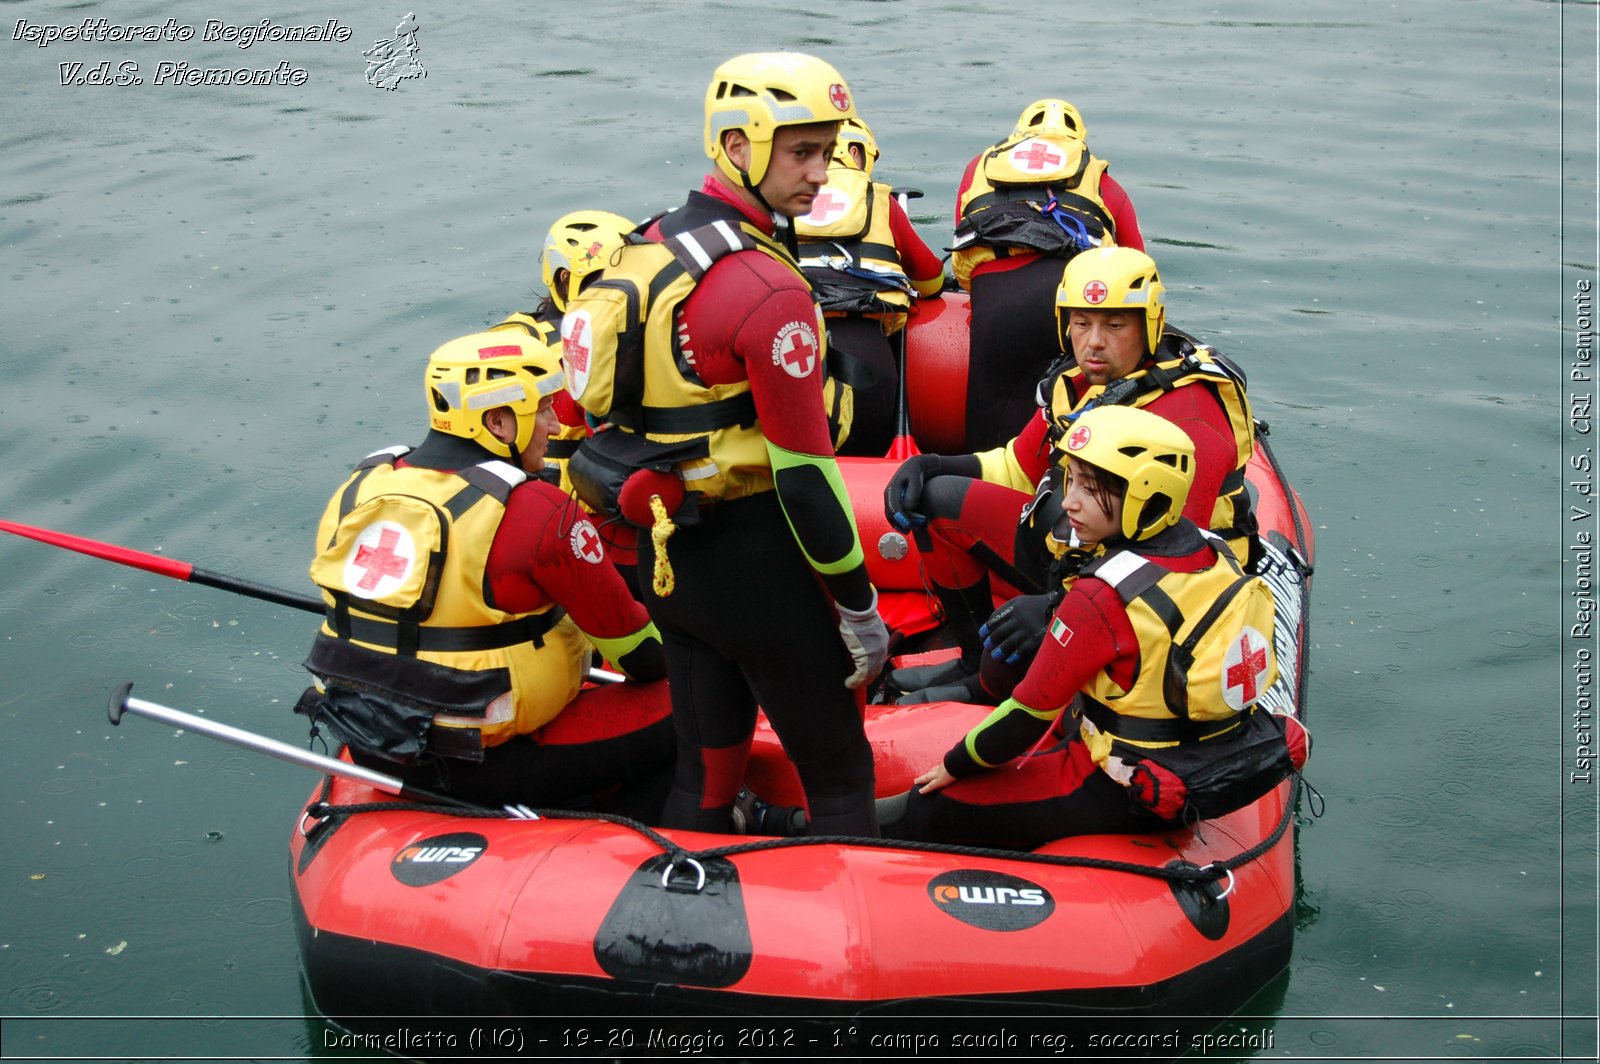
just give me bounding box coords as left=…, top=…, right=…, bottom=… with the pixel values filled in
left=639, top=178, right=879, bottom=837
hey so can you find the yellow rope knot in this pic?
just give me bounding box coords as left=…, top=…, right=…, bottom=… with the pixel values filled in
left=649, top=493, right=676, bottom=597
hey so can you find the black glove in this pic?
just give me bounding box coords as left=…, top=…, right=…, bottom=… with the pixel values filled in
left=980, top=593, right=1055, bottom=665
left=883, top=454, right=943, bottom=532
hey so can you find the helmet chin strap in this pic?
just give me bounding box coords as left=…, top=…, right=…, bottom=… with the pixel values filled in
left=740, top=169, right=801, bottom=259
left=741, top=169, right=776, bottom=214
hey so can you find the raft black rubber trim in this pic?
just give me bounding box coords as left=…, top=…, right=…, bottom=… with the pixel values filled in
left=303, top=775, right=1310, bottom=890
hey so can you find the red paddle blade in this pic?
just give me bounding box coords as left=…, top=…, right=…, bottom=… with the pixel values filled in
left=0, top=519, right=195, bottom=581
left=886, top=433, right=921, bottom=462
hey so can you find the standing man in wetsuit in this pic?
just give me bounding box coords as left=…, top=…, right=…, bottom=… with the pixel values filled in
left=561, top=53, right=889, bottom=837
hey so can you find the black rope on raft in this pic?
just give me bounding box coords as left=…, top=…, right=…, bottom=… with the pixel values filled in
left=303, top=776, right=1316, bottom=889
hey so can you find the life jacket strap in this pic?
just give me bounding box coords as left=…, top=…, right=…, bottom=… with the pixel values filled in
left=335, top=605, right=566, bottom=654
left=1079, top=696, right=1248, bottom=745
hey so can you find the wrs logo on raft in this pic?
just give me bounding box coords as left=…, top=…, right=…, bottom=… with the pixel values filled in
left=391, top=832, right=488, bottom=887
left=928, top=870, right=1055, bottom=931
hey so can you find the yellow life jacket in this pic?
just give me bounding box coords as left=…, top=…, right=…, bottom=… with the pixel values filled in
left=562, top=219, right=845, bottom=506
left=304, top=449, right=589, bottom=759
left=1049, top=336, right=1257, bottom=554
left=1075, top=529, right=1278, bottom=767
left=796, top=165, right=914, bottom=330
left=952, top=131, right=1115, bottom=290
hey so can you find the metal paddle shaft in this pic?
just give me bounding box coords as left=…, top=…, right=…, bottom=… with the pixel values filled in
left=105, top=682, right=515, bottom=814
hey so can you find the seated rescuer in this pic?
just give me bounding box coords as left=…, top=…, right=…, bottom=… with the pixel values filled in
left=952, top=98, right=1146, bottom=451
left=493, top=210, right=645, bottom=595
left=881, top=246, right=1257, bottom=705
left=879, top=405, right=1307, bottom=849
left=298, top=331, right=674, bottom=817
left=560, top=52, right=889, bottom=837
left=795, top=115, right=946, bottom=456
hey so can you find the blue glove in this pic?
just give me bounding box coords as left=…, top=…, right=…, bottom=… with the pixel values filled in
left=980, top=593, right=1054, bottom=665
left=883, top=454, right=943, bottom=531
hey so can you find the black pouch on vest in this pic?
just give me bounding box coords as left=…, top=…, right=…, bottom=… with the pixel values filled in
left=566, top=429, right=709, bottom=521
left=301, top=633, right=507, bottom=765
left=1118, top=710, right=1309, bottom=822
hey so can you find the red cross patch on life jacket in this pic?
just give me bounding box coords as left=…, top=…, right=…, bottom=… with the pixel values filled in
left=1009, top=137, right=1064, bottom=173
left=344, top=521, right=416, bottom=597
left=1222, top=625, right=1270, bottom=710
left=561, top=310, right=593, bottom=396
left=807, top=190, right=849, bottom=225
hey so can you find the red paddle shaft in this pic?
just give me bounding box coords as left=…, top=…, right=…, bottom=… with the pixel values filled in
left=0, top=518, right=626, bottom=684
left=0, top=518, right=325, bottom=614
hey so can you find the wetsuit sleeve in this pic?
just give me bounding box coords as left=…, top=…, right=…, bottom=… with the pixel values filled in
left=766, top=441, right=873, bottom=610
left=718, top=256, right=874, bottom=611
left=887, top=196, right=946, bottom=296
left=1100, top=172, right=1144, bottom=251
left=487, top=483, right=666, bottom=681
left=942, top=579, right=1131, bottom=777
left=976, top=412, right=1052, bottom=491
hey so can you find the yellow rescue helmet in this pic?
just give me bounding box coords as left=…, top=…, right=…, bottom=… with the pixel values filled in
left=540, top=210, right=634, bottom=313
left=425, top=331, right=566, bottom=460
left=1014, top=98, right=1086, bottom=140
left=833, top=116, right=879, bottom=175
left=1059, top=405, right=1194, bottom=542
left=704, top=52, right=857, bottom=188
left=1056, top=246, right=1167, bottom=357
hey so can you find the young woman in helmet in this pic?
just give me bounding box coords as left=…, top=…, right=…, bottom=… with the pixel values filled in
left=301, top=330, right=674, bottom=817
left=569, top=53, right=889, bottom=837
left=795, top=115, right=946, bottom=456
left=879, top=405, right=1281, bottom=848
left=953, top=98, right=1147, bottom=451
left=882, top=247, right=1251, bottom=704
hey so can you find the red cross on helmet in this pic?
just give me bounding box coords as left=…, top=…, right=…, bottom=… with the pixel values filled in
left=704, top=52, right=858, bottom=188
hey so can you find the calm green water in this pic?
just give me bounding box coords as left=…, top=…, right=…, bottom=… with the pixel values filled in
left=2, top=1, right=1593, bottom=1060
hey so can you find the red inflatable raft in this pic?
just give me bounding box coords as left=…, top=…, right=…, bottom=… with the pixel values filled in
left=289, top=297, right=1315, bottom=1046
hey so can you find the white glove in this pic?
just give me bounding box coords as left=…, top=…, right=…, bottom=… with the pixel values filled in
left=836, top=588, right=890, bottom=690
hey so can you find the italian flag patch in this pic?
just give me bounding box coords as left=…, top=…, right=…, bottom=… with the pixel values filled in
left=1049, top=617, right=1073, bottom=647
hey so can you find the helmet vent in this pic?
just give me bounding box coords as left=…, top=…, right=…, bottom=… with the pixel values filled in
left=770, top=88, right=798, bottom=103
